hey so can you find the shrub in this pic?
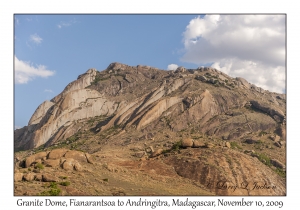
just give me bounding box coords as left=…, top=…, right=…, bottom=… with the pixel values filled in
left=60, top=181, right=70, bottom=186
left=172, top=141, right=182, bottom=151
left=274, top=168, right=286, bottom=178
left=40, top=188, right=61, bottom=196
left=257, top=153, right=272, bottom=167
left=230, top=142, right=242, bottom=149
left=35, top=163, right=44, bottom=170
left=39, top=182, right=61, bottom=196
left=259, top=131, right=267, bottom=136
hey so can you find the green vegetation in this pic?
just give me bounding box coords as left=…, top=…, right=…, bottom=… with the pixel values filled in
left=102, top=178, right=109, bottom=182
left=172, top=141, right=182, bottom=151
left=192, top=135, right=203, bottom=139
left=274, top=168, right=286, bottom=178
left=91, top=74, right=110, bottom=85
left=230, top=141, right=242, bottom=149
left=99, top=125, right=120, bottom=139
left=162, top=141, right=183, bottom=154
left=39, top=182, right=61, bottom=196
left=164, top=117, right=171, bottom=125
left=59, top=176, right=68, bottom=179
left=33, top=144, right=46, bottom=153
left=255, top=152, right=286, bottom=178
left=259, top=131, right=267, bottom=136
left=257, top=153, right=272, bottom=167
left=35, top=163, right=44, bottom=170
left=59, top=181, right=70, bottom=186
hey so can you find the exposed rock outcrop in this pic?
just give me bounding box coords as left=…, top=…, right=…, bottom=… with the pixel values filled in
left=28, top=100, right=55, bottom=125
left=15, top=63, right=286, bottom=154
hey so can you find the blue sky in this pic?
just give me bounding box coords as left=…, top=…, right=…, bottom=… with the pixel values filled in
left=14, top=14, right=286, bottom=128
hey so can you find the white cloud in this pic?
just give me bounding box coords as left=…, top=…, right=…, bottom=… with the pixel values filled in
left=44, top=89, right=53, bottom=93
left=167, top=64, right=179, bottom=70
left=57, top=19, right=77, bottom=29
left=181, top=15, right=286, bottom=93
left=30, top=33, right=43, bottom=44
left=15, top=56, right=55, bottom=84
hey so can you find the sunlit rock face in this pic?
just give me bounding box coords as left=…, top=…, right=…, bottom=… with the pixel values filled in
left=15, top=63, right=286, bottom=151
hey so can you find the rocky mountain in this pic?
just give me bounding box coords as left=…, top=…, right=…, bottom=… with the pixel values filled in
left=14, top=62, right=286, bottom=196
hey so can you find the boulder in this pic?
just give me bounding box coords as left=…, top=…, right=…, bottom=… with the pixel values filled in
left=48, top=149, right=68, bottom=160
left=62, top=159, right=75, bottom=171
left=225, top=142, right=231, bottom=148
left=64, top=150, right=87, bottom=162
left=195, top=75, right=207, bottom=82
left=150, top=149, right=164, bottom=158
left=43, top=159, right=60, bottom=167
left=14, top=173, right=23, bottom=182
left=192, top=140, right=205, bottom=148
left=25, top=155, right=36, bottom=168
left=274, top=142, right=282, bottom=148
left=42, top=174, right=58, bottom=182
left=181, top=138, right=193, bottom=148
left=23, top=173, right=35, bottom=181
left=236, top=77, right=251, bottom=89
left=145, top=146, right=154, bottom=153
left=270, top=159, right=285, bottom=169
left=35, top=159, right=42, bottom=164
left=274, top=135, right=280, bottom=142
left=250, top=84, right=265, bottom=93
left=33, top=151, right=48, bottom=160
left=175, top=66, right=186, bottom=73
left=135, top=151, right=145, bottom=158
left=34, top=174, right=43, bottom=181
left=85, top=153, right=94, bottom=164
left=204, top=143, right=214, bottom=148
left=107, top=62, right=128, bottom=71
left=74, top=162, right=83, bottom=171
left=33, top=168, right=40, bottom=173
left=245, top=138, right=259, bottom=144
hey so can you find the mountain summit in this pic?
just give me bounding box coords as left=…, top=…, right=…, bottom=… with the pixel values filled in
left=14, top=62, right=286, bottom=196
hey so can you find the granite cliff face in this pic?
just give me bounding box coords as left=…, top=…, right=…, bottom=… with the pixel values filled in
left=15, top=69, right=118, bottom=149
left=15, top=62, right=286, bottom=151
left=14, top=62, right=286, bottom=196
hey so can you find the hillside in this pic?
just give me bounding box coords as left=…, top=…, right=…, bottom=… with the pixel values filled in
left=14, top=62, right=286, bottom=196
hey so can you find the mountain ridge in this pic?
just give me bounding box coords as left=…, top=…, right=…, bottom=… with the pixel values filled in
left=15, top=62, right=286, bottom=151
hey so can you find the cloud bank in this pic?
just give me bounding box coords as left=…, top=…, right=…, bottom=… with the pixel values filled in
left=15, top=56, right=55, bottom=84
left=181, top=15, right=285, bottom=93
